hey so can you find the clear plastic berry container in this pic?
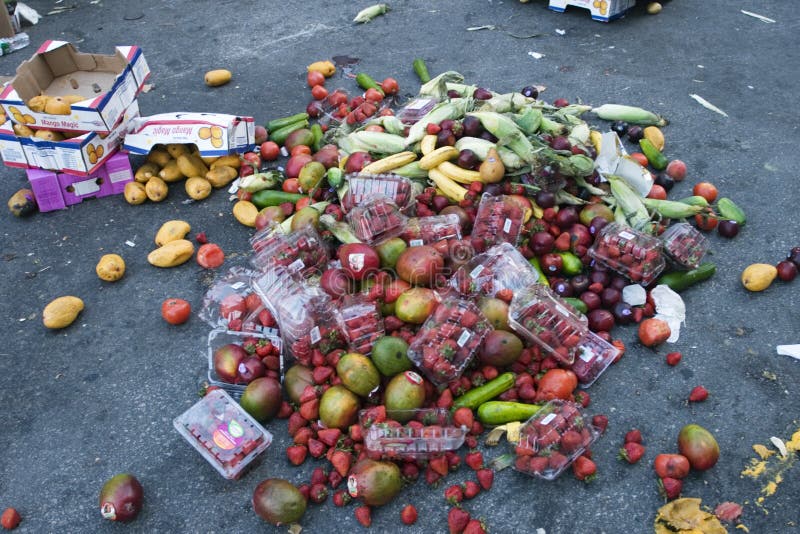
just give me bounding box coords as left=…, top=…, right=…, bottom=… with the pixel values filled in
left=346, top=196, right=408, bottom=245
left=660, top=222, right=709, bottom=269
left=198, top=266, right=264, bottom=332
left=396, top=97, right=438, bottom=124
left=206, top=328, right=282, bottom=398
left=249, top=224, right=329, bottom=277
left=340, top=172, right=415, bottom=213
left=407, top=297, right=492, bottom=387
left=400, top=213, right=462, bottom=247
left=173, top=389, right=273, bottom=479
left=569, top=331, right=620, bottom=388
left=588, top=222, right=666, bottom=285
left=471, top=194, right=526, bottom=250
left=450, top=242, right=540, bottom=298
left=512, top=400, right=599, bottom=481
left=508, top=284, right=589, bottom=365
left=335, top=294, right=385, bottom=356
left=361, top=407, right=467, bottom=460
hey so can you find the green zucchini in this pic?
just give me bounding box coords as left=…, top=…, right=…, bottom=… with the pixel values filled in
left=477, top=401, right=543, bottom=426
left=269, top=119, right=309, bottom=145
left=251, top=190, right=304, bottom=210
left=639, top=138, right=668, bottom=170
left=355, top=73, right=384, bottom=95
left=679, top=195, right=710, bottom=207
left=267, top=112, right=309, bottom=133
left=413, top=58, right=431, bottom=83
left=656, top=262, right=716, bottom=292
left=452, top=372, right=515, bottom=410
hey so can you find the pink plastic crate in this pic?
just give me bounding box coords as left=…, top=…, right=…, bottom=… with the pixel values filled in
left=27, top=168, right=66, bottom=212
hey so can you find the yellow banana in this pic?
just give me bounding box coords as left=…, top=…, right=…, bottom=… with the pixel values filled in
left=437, top=161, right=483, bottom=184
left=589, top=130, right=603, bottom=154
left=361, top=151, right=418, bottom=174
left=418, top=146, right=459, bottom=170
left=428, top=167, right=467, bottom=202
left=420, top=134, right=438, bottom=156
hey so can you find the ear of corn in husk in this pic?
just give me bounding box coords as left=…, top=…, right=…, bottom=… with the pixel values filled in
left=467, top=111, right=535, bottom=163
left=405, top=99, right=471, bottom=145
left=591, top=104, right=668, bottom=127
left=608, top=174, right=651, bottom=230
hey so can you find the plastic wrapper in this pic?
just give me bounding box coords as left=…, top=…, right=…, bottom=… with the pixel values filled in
left=250, top=223, right=329, bottom=277
left=335, top=294, right=384, bottom=356
left=346, top=196, right=408, bottom=245
left=450, top=242, right=540, bottom=298
left=396, top=97, right=438, bottom=124
left=361, top=407, right=467, bottom=460
left=173, top=389, right=273, bottom=479
left=400, top=213, right=462, bottom=247
left=660, top=222, right=709, bottom=269
left=340, top=172, right=415, bottom=213
left=206, top=328, right=282, bottom=398
left=588, top=222, right=666, bottom=285
left=471, top=193, right=526, bottom=250
left=569, top=331, right=620, bottom=387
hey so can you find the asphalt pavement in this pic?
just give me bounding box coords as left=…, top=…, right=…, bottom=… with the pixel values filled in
left=1, top=1, right=798, bottom=532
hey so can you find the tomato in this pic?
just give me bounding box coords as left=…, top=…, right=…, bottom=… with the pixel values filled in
left=653, top=453, right=691, bottom=479
left=260, top=141, right=280, bottom=161
left=290, top=144, right=312, bottom=157
left=307, top=70, right=325, bottom=88
left=647, top=184, right=667, bottom=200
left=219, top=293, right=247, bottom=320
left=534, top=369, right=578, bottom=402
left=197, top=243, right=225, bottom=269
left=694, top=211, right=718, bottom=231
left=325, top=90, right=348, bottom=108
left=236, top=189, right=252, bottom=202
left=282, top=178, right=301, bottom=194
left=692, top=181, right=718, bottom=202
left=242, top=151, right=262, bottom=167
left=638, top=318, right=671, bottom=347
left=161, top=298, right=191, bottom=325
left=630, top=152, right=649, bottom=167
left=380, top=77, right=399, bottom=95
left=364, top=87, right=384, bottom=103
left=295, top=196, right=312, bottom=210
left=245, top=293, right=262, bottom=314
left=310, top=84, right=328, bottom=100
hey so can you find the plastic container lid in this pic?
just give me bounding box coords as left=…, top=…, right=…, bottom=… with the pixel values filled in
left=361, top=407, right=467, bottom=460
left=334, top=294, right=385, bottom=356
left=249, top=224, right=329, bottom=277
left=660, top=222, right=709, bottom=269
left=396, top=97, right=438, bottom=124
left=340, top=172, right=415, bottom=213
left=450, top=242, right=540, bottom=298
left=570, top=331, right=620, bottom=388
left=471, top=193, right=527, bottom=250
left=173, top=389, right=273, bottom=479
left=588, top=222, right=666, bottom=285
left=346, top=196, right=408, bottom=245
left=400, top=213, right=462, bottom=247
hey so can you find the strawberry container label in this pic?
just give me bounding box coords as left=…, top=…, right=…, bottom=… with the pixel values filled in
left=509, top=285, right=589, bottom=365
left=335, top=294, right=385, bottom=356
left=341, top=173, right=414, bottom=213
left=588, top=222, right=666, bottom=285
left=660, top=222, right=709, bottom=269
left=400, top=213, right=462, bottom=246
left=471, top=194, right=526, bottom=250
left=451, top=242, right=540, bottom=298
left=250, top=224, right=329, bottom=278
left=173, top=389, right=273, bottom=479
left=407, top=298, right=492, bottom=387
left=513, top=400, right=599, bottom=480
left=569, top=331, right=620, bottom=387
left=346, top=196, right=408, bottom=245
left=361, top=408, right=466, bottom=460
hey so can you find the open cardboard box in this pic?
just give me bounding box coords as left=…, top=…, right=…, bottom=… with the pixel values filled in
left=0, top=4, right=14, bottom=38
left=0, top=40, right=149, bottom=133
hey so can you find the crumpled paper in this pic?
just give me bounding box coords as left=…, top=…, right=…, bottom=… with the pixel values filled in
left=651, top=284, right=686, bottom=343
left=622, top=284, right=646, bottom=306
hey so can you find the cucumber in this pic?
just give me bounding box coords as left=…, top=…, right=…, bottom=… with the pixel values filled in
left=716, top=197, right=746, bottom=226
left=528, top=257, right=548, bottom=284
left=413, top=58, right=431, bottom=83
left=269, top=119, right=309, bottom=145
left=310, top=123, right=324, bottom=152
left=452, top=372, right=515, bottom=410
left=251, top=190, right=304, bottom=210
left=656, top=262, right=716, bottom=292
left=639, top=138, right=668, bottom=170
left=563, top=297, right=588, bottom=315
left=267, top=112, right=309, bottom=133
left=355, top=73, right=384, bottom=95
left=478, top=401, right=543, bottom=426
left=679, top=195, right=710, bottom=207
left=557, top=251, right=583, bottom=276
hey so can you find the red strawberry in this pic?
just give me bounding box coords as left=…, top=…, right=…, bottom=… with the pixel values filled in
left=665, top=351, right=682, bottom=366
left=437, top=388, right=454, bottom=409
left=572, top=456, right=597, bottom=481
left=463, top=480, right=481, bottom=500
left=619, top=442, right=646, bottom=464
left=444, top=484, right=464, bottom=504
left=429, top=455, right=449, bottom=476
left=463, top=519, right=487, bottom=534
left=277, top=401, right=294, bottom=419
left=307, top=438, right=326, bottom=458
left=293, top=426, right=313, bottom=445
left=591, top=414, right=609, bottom=434
left=287, top=412, right=308, bottom=436
left=328, top=469, right=343, bottom=489
left=574, top=390, right=590, bottom=408
left=310, top=483, right=328, bottom=504
left=624, top=429, right=642, bottom=444
left=658, top=477, right=683, bottom=500
left=1, top=508, right=21, bottom=530
left=354, top=505, right=372, bottom=527
left=401, top=462, right=420, bottom=481
left=714, top=502, right=743, bottom=523
left=299, top=384, right=320, bottom=404
left=464, top=435, right=479, bottom=449
left=464, top=451, right=484, bottom=471
left=448, top=507, right=471, bottom=534
left=425, top=466, right=442, bottom=486
left=330, top=450, right=352, bottom=477
left=495, top=288, right=513, bottom=303
left=297, top=483, right=311, bottom=501
left=476, top=468, right=494, bottom=491
left=559, top=430, right=584, bottom=454
left=311, top=467, right=327, bottom=486
left=299, top=398, right=320, bottom=421
left=312, top=365, right=334, bottom=384
left=317, top=427, right=342, bottom=447
left=452, top=407, right=474, bottom=429
left=286, top=444, right=308, bottom=466
left=446, top=451, right=461, bottom=471
left=688, top=385, right=709, bottom=402
left=332, top=490, right=351, bottom=507
left=400, top=504, right=418, bottom=525
left=349, top=424, right=364, bottom=442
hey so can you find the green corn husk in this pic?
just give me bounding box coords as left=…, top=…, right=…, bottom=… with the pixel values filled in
left=476, top=92, right=535, bottom=113
left=418, top=71, right=466, bottom=98
left=391, top=161, right=429, bottom=179
left=467, top=111, right=534, bottom=162
left=574, top=175, right=607, bottom=196
left=608, top=174, right=651, bottom=230
left=567, top=123, right=590, bottom=146
left=364, top=115, right=405, bottom=135
left=454, top=137, right=525, bottom=169
left=556, top=190, right=587, bottom=206
left=445, top=82, right=480, bottom=98
left=591, top=104, right=668, bottom=127
left=353, top=3, right=389, bottom=23
left=319, top=213, right=361, bottom=244
left=405, top=99, right=471, bottom=145
left=512, top=107, right=543, bottom=135
left=339, top=131, right=406, bottom=155
left=643, top=198, right=705, bottom=219
left=539, top=115, right=567, bottom=136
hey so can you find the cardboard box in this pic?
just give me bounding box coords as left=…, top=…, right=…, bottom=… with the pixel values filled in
left=7, top=99, right=139, bottom=175
left=0, top=41, right=150, bottom=133
left=0, top=4, right=15, bottom=38
left=123, top=112, right=256, bottom=157
left=548, top=0, right=635, bottom=22
left=27, top=152, right=133, bottom=212
left=0, top=119, right=29, bottom=168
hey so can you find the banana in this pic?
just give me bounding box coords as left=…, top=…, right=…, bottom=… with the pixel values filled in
left=428, top=167, right=467, bottom=202
left=420, top=134, right=438, bottom=156
left=418, top=146, right=459, bottom=170
left=361, top=151, right=418, bottom=174
left=437, top=161, right=483, bottom=184
left=589, top=130, right=603, bottom=154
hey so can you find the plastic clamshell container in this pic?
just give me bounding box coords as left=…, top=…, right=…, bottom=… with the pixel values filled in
left=407, top=297, right=492, bottom=387
left=660, top=222, right=709, bottom=269
left=509, top=284, right=589, bottom=365
left=471, top=193, right=526, bottom=249
left=346, top=196, right=408, bottom=245
left=335, top=294, right=384, bottom=356
left=450, top=242, right=540, bottom=297
left=513, top=400, right=599, bottom=480
left=206, top=328, right=281, bottom=398
left=361, top=408, right=467, bottom=460
left=396, top=97, right=438, bottom=124
left=249, top=224, right=329, bottom=277
left=569, top=331, right=620, bottom=388
left=588, top=222, right=666, bottom=285
left=400, top=213, right=462, bottom=247
left=340, top=172, right=415, bottom=213
left=173, top=389, right=273, bottom=479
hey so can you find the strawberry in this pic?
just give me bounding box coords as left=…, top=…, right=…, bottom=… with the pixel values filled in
left=286, top=444, right=308, bottom=466
left=349, top=424, right=364, bottom=442
left=574, top=390, right=591, bottom=408
left=401, top=462, right=420, bottom=481
left=429, top=455, right=449, bottom=476
left=298, top=483, right=311, bottom=501
left=332, top=490, right=351, bottom=507
left=624, top=429, right=643, bottom=444
left=476, top=468, right=494, bottom=491
left=688, top=385, right=709, bottom=402
left=425, top=466, right=442, bottom=486
left=288, top=412, right=309, bottom=436
left=591, top=414, right=609, bottom=434
left=446, top=451, right=462, bottom=471
left=619, top=442, right=646, bottom=464
left=572, top=456, right=597, bottom=481
left=330, top=450, right=352, bottom=477
left=312, top=365, right=334, bottom=384
left=495, top=288, right=513, bottom=303
left=299, top=384, right=320, bottom=404
left=1, top=508, right=21, bottom=530
left=464, top=451, right=484, bottom=471
left=463, top=518, right=487, bottom=534
left=658, top=477, right=683, bottom=500
left=299, top=398, right=320, bottom=421
left=444, top=484, right=464, bottom=504
left=665, top=351, right=682, bottom=366
left=328, top=469, right=343, bottom=489
left=310, top=466, right=327, bottom=485
left=309, top=482, right=328, bottom=504
left=448, top=507, right=471, bottom=534
left=293, top=426, right=313, bottom=445
left=317, top=427, right=342, bottom=447
left=400, top=504, right=418, bottom=525
left=452, top=407, right=474, bottom=429
left=714, top=502, right=743, bottom=523
left=277, top=401, right=294, bottom=419
left=463, top=480, right=481, bottom=500
left=354, top=505, right=372, bottom=527
left=437, top=388, right=455, bottom=410
left=559, top=430, right=584, bottom=454
left=464, top=435, right=479, bottom=449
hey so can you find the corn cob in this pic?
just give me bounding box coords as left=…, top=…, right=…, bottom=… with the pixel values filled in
left=339, top=131, right=406, bottom=155
left=608, top=175, right=651, bottom=230
left=436, top=161, right=483, bottom=184
left=511, top=107, right=543, bottom=135
left=418, top=146, right=459, bottom=170
left=391, top=161, right=429, bottom=179
left=643, top=198, right=705, bottom=219
left=467, top=111, right=534, bottom=162
left=420, top=134, right=438, bottom=156
left=353, top=3, right=389, bottom=23
left=418, top=71, right=465, bottom=98
left=361, top=151, right=417, bottom=174
left=591, top=104, right=668, bottom=127
left=428, top=167, right=468, bottom=202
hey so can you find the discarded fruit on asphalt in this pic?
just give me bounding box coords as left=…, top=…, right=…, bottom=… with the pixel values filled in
left=43, top=295, right=84, bottom=329
left=99, top=473, right=144, bottom=522
left=677, top=424, right=719, bottom=471
left=741, top=263, right=777, bottom=292
left=252, top=479, right=307, bottom=526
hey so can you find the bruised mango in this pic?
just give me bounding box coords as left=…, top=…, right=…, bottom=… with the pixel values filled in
left=123, top=182, right=147, bottom=205
left=185, top=177, right=212, bottom=200
left=204, top=69, right=232, bottom=87
left=96, top=254, right=126, bottom=282
left=147, top=239, right=194, bottom=268
left=155, top=220, right=191, bottom=246
left=206, top=165, right=238, bottom=188
left=43, top=296, right=84, bottom=329
left=145, top=177, right=169, bottom=202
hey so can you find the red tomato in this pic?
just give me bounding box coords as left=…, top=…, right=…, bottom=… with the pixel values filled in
left=364, top=88, right=384, bottom=103
left=535, top=369, right=578, bottom=402
left=161, top=298, right=191, bottom=325
left=219, top=294, right=247, bottom=320
left=295, top=196, right=312, bottom=210
left=196, top=243, right=225, bottom=269
left=282, top=178, right=301, bottom=194
left=260, top=141, right=280, bottom=161
left=310, top=85, right=328, bottom=100
left=307, top=70, right=325, bottom=88
left=326, top=90, right=348, bottom=108
left=692, top=181, right=718, bottom=202
left=647, top=184, right=667, bottom=200
left=653, top=453, right=691, bottom=479
left=244, top=293, right=262, bottom=313
left=242, top=151, right=262, bottom=167
left=630, top=152, right=649, bottom=167
left=236, top=189, right=252, bottom=202
left=638, top=318, right=671, bottom=347
left=290, top=145, right=312, bottom=157
left=380, top=77, right=399, bottom=95
left=694, top=211, right=718, bottom=231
